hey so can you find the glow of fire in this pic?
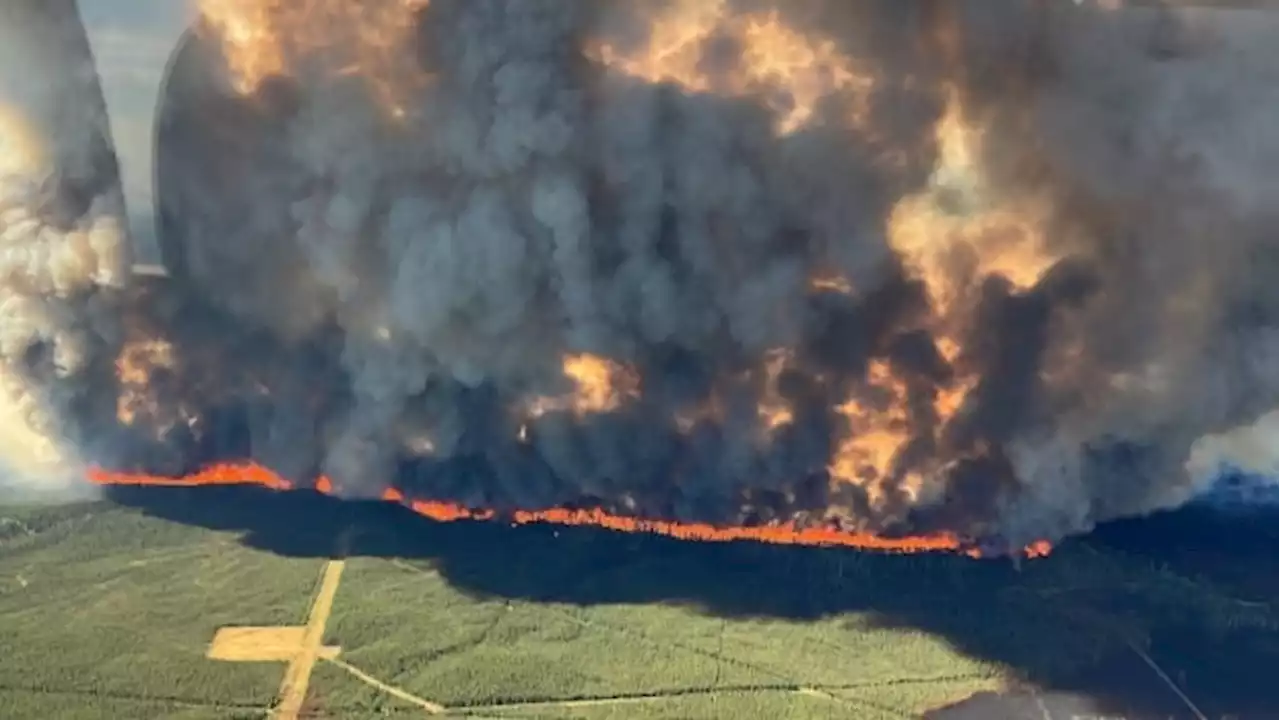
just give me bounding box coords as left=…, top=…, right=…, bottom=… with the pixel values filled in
left=115, top=339, right=177, bottom=426
left=757, top=349, right=796, bottom=434
left=131, top=2, right=1075, bottom=561
left=828, top=360, right=912, bottom=505
left=198, top=0, right=429, bottom=115
left=889, top=91, right=1058, bottom=310
left=525, top=353, right=641, bottom=421
left=563, top=354, right=641, bottom=414
left=589, top=2, right=874, bottom=136
left=0, top=106, right=46, bottom=177
left=872, top=30, right=1061, bottom=451
left=86, top=462, right=1051, bottom=558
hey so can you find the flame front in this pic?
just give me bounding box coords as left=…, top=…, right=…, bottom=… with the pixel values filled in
left=87, top=462, right=1048, bottom=558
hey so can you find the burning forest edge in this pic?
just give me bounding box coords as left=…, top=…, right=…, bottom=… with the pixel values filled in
left=87, top=461, right=1054, bottom=559
left=1, top=0, right=1277, bottom=559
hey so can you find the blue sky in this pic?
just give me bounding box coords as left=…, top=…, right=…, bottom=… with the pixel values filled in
left=80, top=0, right=196, bottom=261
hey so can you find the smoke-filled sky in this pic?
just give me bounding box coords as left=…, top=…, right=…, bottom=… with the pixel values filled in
left=78, top=0, right=196, bottom=262
left=1, top=0, right=1276, bottom=547
left=0, top=0, right=134, bottom=496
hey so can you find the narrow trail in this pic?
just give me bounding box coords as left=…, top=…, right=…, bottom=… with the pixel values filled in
left=1123, top=637, right=1208, bottom=720
left=274, top=559, right=345, bottom=720
left=456, top=681, right=932, bottom=712
left=325, top=657, right=446, bottom=714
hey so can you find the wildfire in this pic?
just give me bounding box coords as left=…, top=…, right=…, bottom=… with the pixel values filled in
left=888, top=2, right=1061, bottom=319
left=867, top=11, right=1056, bottom=472
left=86, top=461, right=1050, bottom=559
left=104, top=2, right=1073, bottom=563
left=562, top=354, right=641, bottom=414
left=526, top=353, right=641, bottom=420
left=115, top=339, right=177, bottom=427
left=828, top=360, right=912, bottom=506
left=887, top=85, right=1059, bottom=314
left=198, top=0, right=429, bottom=115
left=929, top=338, right=980, bottom=437
left=589, top=2, right=875, bottom=136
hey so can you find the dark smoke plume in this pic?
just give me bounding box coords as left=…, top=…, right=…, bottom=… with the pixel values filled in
left=6, top=0, right=1277, bottom=547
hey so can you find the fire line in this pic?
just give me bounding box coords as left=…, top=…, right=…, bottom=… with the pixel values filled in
left=87, top=462, right=1053, bottom=559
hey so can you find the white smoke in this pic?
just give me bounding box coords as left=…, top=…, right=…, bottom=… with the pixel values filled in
left=1186, top=409, right=1279, bottom=503
left=0, top=0, right=132, bottom=498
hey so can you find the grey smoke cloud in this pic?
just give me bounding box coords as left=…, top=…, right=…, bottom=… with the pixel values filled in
left=7, top=0, right=1277, bottom=545
left=0, top=0, right=132, bottom=497
left=77, top=0, right=196, bottom=263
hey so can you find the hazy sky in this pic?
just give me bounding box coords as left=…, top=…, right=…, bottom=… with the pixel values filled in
left=79, top=0, right=196, bottom=261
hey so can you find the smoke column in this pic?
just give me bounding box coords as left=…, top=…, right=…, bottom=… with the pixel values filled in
left=0, top=0, right=132, bottom=498
left=22, top=0, right=1280, bottom=551
left=1187, top=409, right=1279, bottom=509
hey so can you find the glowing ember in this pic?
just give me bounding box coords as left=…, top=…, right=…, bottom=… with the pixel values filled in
left=886, top=60, right=1060, bottom=316
left=86, top=462, right=1050, bottom=559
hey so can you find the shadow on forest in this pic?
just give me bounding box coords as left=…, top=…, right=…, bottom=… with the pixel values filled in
left=103, top=483, right=1277, bottom=720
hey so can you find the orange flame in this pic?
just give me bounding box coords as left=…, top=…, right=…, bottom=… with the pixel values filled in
left=525, top=353, right=642, bottom=420
left=128, top=3, right=1064, bottom=562
left=198, top=0, right=429, bottom=116
left=588, top=3, right=875, bottom=136
left=86, top=462, right=1049, bottom=559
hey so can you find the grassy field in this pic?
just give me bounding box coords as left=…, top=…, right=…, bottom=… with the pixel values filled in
left=0, top=502, right=316, bottom=719
left=0, top=488, right=1275, bottom=719
left=311, top=557, right=1005, bottom=718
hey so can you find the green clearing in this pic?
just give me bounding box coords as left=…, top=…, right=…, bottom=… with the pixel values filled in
left=0, top=502, right=317, bottom=719
left=0, top=497, right=1274, bottom=719
left=312, top=557, right=1002, bottom=718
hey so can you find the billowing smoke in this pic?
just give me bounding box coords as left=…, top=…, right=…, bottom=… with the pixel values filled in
left=15, top=0, right=1280, bottom=547
left=0, top=0, right=132, bottom=498
left=1187, top=409, right=1279, bottom=508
